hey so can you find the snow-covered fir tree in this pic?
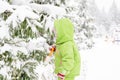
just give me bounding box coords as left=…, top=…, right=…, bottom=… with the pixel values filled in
left=70, top=0, right=96, bottom=49
left=87, top=0, right=100, bottom=19
left=0, top=0, right=62, bottom=80
left=109, top=0, right=119, bottom=24
left=108, top=0, right=120, bottom=41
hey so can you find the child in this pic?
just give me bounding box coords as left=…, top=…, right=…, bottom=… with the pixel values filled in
left=53, top=18, right=81, bottom=80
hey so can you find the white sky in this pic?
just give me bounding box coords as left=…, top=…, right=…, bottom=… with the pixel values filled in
left=95, top=0, right=120, bottom=12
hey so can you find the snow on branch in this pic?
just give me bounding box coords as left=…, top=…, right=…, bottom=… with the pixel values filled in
left=6, top=5, right=39, bottom=28
left=0, top=21, right=10, bottom=39
left=27, top=37, right=48, bottom=52
left=29, top=3, right=66, bottom=16
left=0, top=1, right=13, bottom=14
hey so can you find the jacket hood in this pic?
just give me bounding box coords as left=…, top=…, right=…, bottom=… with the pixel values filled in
left=54, top=18, right=74, bottom=44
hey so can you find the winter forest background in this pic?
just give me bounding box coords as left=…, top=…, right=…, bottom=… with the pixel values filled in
left=0, top=0, right=120, bottom=80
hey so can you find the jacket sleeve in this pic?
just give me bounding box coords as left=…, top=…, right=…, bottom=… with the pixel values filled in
left=57, top=42, right=74, bottom=75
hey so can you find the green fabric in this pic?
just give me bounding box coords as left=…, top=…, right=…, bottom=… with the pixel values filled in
left=54, top=18, right=81, bottom=77
left=58, top=76, right=75, bottom=80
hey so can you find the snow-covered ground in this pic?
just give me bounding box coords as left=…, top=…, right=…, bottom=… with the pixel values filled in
left=76, top=37, right=120, bottom=80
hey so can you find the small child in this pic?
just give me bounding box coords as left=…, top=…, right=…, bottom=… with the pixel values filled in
left=53, top=18, right=81, bottom=80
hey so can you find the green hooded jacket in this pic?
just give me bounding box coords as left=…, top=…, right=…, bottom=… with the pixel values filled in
left=54, top=18, right=81, bottom=77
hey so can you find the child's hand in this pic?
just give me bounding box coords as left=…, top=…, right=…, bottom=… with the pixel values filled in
left=48, top=45, right=56, bottom=57
left=43, top=45, right=56, bottom=65
left=49, top=45, right=56, bottom=52
left=57, top=73, right=65, bottom=80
